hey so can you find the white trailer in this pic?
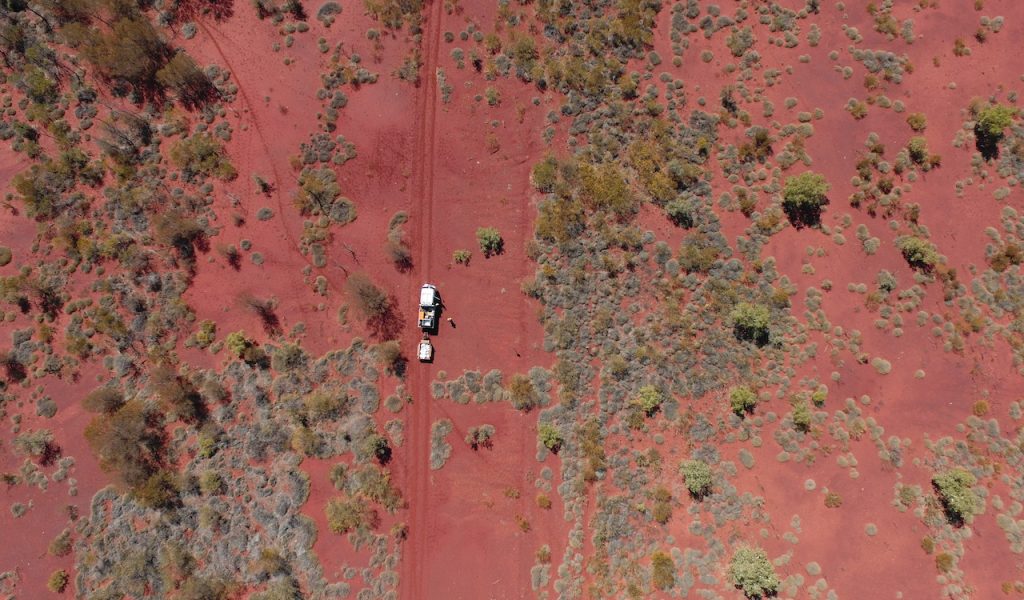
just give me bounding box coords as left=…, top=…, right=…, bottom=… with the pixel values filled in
left=417, top=336, right=433, bottom=362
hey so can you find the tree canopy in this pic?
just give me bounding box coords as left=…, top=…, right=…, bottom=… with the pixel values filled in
left=729, top=546, right=779, bottom=598
left=781, top=171, right=830, bottom=227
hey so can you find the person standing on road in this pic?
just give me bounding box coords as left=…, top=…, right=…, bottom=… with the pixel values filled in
left=447, top=317, right=455, bottom=328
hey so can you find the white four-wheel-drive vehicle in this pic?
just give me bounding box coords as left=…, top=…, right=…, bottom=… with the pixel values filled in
left=417, top=334, right=433, bottom=362
left=418, top=284, right=439, bottom=330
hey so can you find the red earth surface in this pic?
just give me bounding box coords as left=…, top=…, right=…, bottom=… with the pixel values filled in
left=3, top=0, right=1024, bottom=598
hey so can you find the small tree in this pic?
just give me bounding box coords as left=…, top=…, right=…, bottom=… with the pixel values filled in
left=374, top=340, right=406, bottom=376
left=781, top=171, right=830, bottom=227
left=730, top=386, right=758, bottom=416
left=974, top=103, right=1017, bottom=159
left=538, top=423, right=562, bottom=453
left=156, top=51, right=216, bottom=108
left=730, top=302, right=771, bottom=345
left=680, top=459, right=713, bottom=498
left=84, top=400, right=165, bottom=489
left=476, top=227, right=504, bottom=257
left=346, top=273, right=390, bottom=320
left=82, top=386, right=125, bottom=413
left=728, top=546, right=780, bottom=598
left=79, top=17, right=168, bottom=93
left=933, top=468, right=981, bottom=525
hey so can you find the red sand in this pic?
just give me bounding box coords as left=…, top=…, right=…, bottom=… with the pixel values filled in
left=4, top=0, right=1024, bottom=597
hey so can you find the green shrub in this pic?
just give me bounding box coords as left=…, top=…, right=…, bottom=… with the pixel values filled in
left=48, top=529, right=72, bottom=556
left=47, top=569, right=69, bottom=593
left=535, top=196, right=585, bottom=244
left=531, top=155, right=559, bottom=192
left=976, top=103, right=1016, bottom=138
left=935, top=552, right=954, bottom=573
left=329, top=464, right=349, bottom=490
left=538, top=423, right=562, bottom=452
left=476, top=227, right=504, bottom=257
left=13, top=429, right=56, bottom=461
left=906, top=112, right=927, bottom=132
left=907, top=136, right=929, bottom=164
left=792, top=400, right=812, bottom=432
left=974, top=103, right=1017, bottom=159
left=453, top=249, right=471, bottom=265
left=933, top=468, right=981, bottom=524
left=199, top=470, right=225, bottom=495
left=633, top=385, right=663, bottom=417
left=728, top=546, right=780, bottom=598
left=170, top=133, right=237, bottom=182
left=326, top=497, right=377, bottom=534
left=824, top=491, right=843, bottom=508
left=294, top=167, right=356, bottom=224
left=730, top=386, right=758, bottom=416
left=0, top=246, right=10, bottom=266
left=730, top=302, right=770, bottom=345
left=665, top=197, right=694, bottom=227
left=578, top=162, right=636, bottom=216
left=361, top=433, right=392, bottom=465
left=781, top=171, right=830, bottom=227
left=726, top=27, right=755, bottom=57
left=680, top=459, right=712, bottom=498
left=896, top=236, right=939, bottom=271
left=678, top=232, right=721, bottom=273
left=226, top=331, right=250, bottom=357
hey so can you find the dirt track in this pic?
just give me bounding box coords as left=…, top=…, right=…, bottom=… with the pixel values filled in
left=401, top=0, right=445, bottom=595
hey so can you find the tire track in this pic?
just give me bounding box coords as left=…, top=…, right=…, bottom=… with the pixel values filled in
left=195, top=20, right=344, bottom=296
left=401, top=0, right=445, bottom=597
